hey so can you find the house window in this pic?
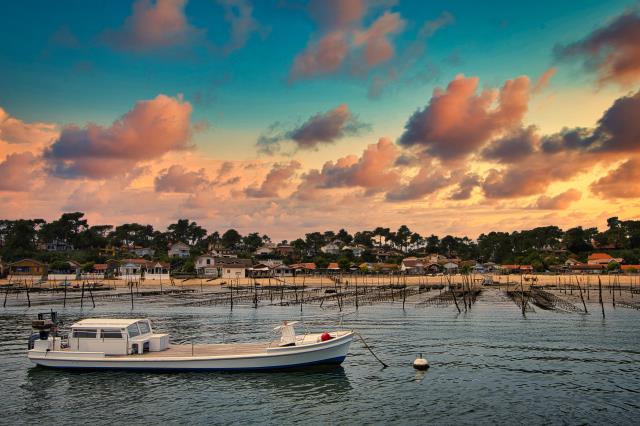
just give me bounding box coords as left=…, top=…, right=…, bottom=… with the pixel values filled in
left=207, top=259, right=211, bottom=265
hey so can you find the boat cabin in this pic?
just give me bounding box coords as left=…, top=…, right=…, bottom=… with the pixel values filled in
left=68, top=319, right=168, bottom=355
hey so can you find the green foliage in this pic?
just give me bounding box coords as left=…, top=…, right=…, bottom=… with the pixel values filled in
left=222, top=229, right=242, bottom=249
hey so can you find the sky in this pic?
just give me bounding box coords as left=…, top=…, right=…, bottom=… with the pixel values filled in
left=1, top=0, right=639, bottom=241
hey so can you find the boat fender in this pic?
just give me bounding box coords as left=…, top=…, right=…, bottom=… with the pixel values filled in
left=320, top=332, right=333, bottom=342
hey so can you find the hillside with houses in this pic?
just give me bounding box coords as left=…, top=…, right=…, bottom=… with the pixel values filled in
left=1, top=213, right=640, bottom=282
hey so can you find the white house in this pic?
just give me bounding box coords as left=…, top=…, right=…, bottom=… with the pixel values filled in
left=209, top=248, right=238, bottom=258
left=219, top=259, right=252, bottom=279
left=145, top=261, right=170, bottom=280
left=168, top=242, right=190, bottom=258
left=132, top=247, right=155, bottom=258
left=342, top=245, right=366, bottom=257
left=196, top=255, right=218, bottom=277
left=320, top=242, right=341, bottom=255
left=255, top=243, right=276, bottom=256
left=118, top=259, right=150, bottom=277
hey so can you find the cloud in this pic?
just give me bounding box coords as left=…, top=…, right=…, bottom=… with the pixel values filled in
left=295, top=137, right=400, bottom=198
left=218, top=0, right=264, bottom=54
left=290, top=31, right=350, bottom=79
left=307, top=0, right=367, bottom=30
left=532, top=67, right=556, bottom=93
left=245, top=161, right=301, bottom=198
left=103, top=0, right=201, bottom=52
left=481, top=126, right=538, bottom=163
left=0, top=107, right=58, bottom=145
left=385, top=164, right=456, bottom=201
left=353, top=11, right=405, bottom=69
left=289, top=1, right=406, bottom=80
left=44, top=94, right=193, bottom=179
left=154, top=165, right=210, bottom=192
left=257, top=104, right=369, bottom=154
left=541, top=89, right=640, bottom=154
left=0, top=152, right=41, bottom=191
left=532, top=188, right=582, bottom=209
left=449, top=173, right=481, bottom=200
left=367, top=11, right=453, bottom=99
left=397, top=74, right=530, bottom=161
left=590, top=158, right=640, bottom=198
left=555, top=8, right=640, bottom=87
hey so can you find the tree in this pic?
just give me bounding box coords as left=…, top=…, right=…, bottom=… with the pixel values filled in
left=222, top=229, right=242, bottom=249
left=562, top=227, right=595, bottom=253
left=168, top=219, right=207, bottom=246
left=337, top=256, right=351, bottom=271
left=395, top=225, right=412, bottom=252
left=243, top=232, right=263, bottom=252
left=336, top=229, right=353, bottom=245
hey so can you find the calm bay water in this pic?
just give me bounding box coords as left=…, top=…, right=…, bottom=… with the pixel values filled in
left=1, top=294, right=639, bottom=425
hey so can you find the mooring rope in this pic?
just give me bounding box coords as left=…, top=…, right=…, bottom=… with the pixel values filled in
left=354, top=332, right=388, bottom=368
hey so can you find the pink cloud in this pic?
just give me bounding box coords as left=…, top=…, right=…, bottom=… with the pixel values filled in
left=590, top=158, right=640, bottom=198
left=290, top=31, right=350, bottom=79
left=155, top=164, right=210, bottom=192
left=398, top=74, right=530, bottom=161
left=532, top=188, right=582, bottom=209
left=353, top=11, right=405, bottom=68
left=555, top=8, right=640, bottom=87
left=295, top=137, right=400, bottom=198
left=245, top=161, right=301, bottom=198
left=307, top=0, right=366, bottom=30
left=532, top=67, right=556, bottom=93
left=103, top=0, right=201, bottom=52
left=218, top=0, right=263, bottom=54
left=44, top=94, right=193, bottom=179
left=386, top=164, right=456, bottom=201
left=0, top=107, right=57, bottom=145
left=0, top=152, right=41, bottom=191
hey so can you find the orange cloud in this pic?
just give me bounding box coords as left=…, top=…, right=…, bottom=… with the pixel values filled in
left=154, top=165, right=210, bottom=192
left=245, top=161, right=301, bottom=198
left=353, top=11, right=405, bottom=68
left=0, top=152, right=41, bottom=191
left=398, top=74, right=530, bottom=161
left=44, top=94, right=193, bottom=179
left=591, top=159, right=640, bottom=198
left=103, top=0, right=201, bottom=52
left=532, top=188, right=582, bottom=209
left=0, top=107, right=57, bottom=145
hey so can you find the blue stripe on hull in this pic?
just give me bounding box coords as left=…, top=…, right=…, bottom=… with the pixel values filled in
left=36, top=356, right=347, bottom=372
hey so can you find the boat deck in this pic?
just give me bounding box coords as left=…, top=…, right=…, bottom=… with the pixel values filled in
left=109, top=343, right=272, bottom=358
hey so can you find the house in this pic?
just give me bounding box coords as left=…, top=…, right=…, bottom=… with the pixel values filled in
left=442, top=262, right=459, bottom=274
left=8, top=259, right=48, bottom=276
left=587, top=253, right=623, bottom=265
left=41, top=239, right=74, bottom=252
left=145, top=261, right=170, bottom=278
left=92, top=264, right=108, bottom=275
left=500, top=264, right=534, bottom=274
left=570, top=263, right=605, bottom=274
left=168, top=242, right=190, bottom=258
left=118, top=259, right=150, bottom=276
left=290, top=263, right=317, bottom=274
left=98, top=246, right=118, bottom=258
left=254, top=243, right=276, bottom=256
left=327, top=262, right=341, bottom=273
left=218, top=259, right=252, bottom=279
left=196, top=254, right=218, bottom=277
left=564, top=258, right=581, bottom=266
left=401, top=257, right=425, bottom=274
left=131, top=246, right=155, bottom=258
left=272, top=263, right=293, bottom=277
left=621, top=265, right=640, bottom=273
left=472, top=264, right=485, bottom=274
left=274, top=244, right=294, bottom=257
left=209, top=248, right=238, bottom=258
left=320, top=242, right=341, bottom=255
left=342, top=245, right=366, bottom=257
left=482, top=262, right=498, bottom=272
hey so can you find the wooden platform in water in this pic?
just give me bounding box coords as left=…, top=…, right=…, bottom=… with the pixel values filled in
left=110, top=343, right=271, bottom=358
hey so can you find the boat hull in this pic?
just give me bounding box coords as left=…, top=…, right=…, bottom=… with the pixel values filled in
left=28, top=333, right=353, bottom=372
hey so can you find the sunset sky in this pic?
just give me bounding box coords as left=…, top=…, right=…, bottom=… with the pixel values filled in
left=1, top=0, right=639, bottom=240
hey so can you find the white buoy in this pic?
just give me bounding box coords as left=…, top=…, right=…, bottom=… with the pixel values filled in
left=413, top=354, right=429, bottom=370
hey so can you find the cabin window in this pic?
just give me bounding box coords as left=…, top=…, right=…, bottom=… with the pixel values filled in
left=127, top=324, right=140, bottom=337
left=101, top=329, right=123, bottom=339
left=138, top=321, right=151, bottom=334
left=73, top=329, right=97, bottom=338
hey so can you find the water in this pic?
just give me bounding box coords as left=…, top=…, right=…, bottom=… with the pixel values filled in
left=1, top=294, right=639, bottom=425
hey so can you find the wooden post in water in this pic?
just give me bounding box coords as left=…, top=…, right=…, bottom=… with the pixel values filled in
left=87, top=281, right=96, bottom=308
left=3, top=284, right=9, bottom=308
left=611, top=276, right=616, bottom=308
left=574, top=276, right=587, bottom=314
left=129, top=281, right=134, bottom=310
left=355, top=279, right=359, bottom=310
left=402, top=281, right=406, bottom=310
left=598, top=276, right=605, bottom=318
left=447, top=275, right=461, bottom=313
left=80, top=281, right=85, bottom=309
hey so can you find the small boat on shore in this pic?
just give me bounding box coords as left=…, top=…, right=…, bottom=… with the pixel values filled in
left=27, top=313, right=353, bottom=371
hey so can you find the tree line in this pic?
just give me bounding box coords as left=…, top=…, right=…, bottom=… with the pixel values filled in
left=1, top=213, right=639, bottom=269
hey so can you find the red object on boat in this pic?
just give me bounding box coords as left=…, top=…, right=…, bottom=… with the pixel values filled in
left=320, top=332, right=333, bottom=341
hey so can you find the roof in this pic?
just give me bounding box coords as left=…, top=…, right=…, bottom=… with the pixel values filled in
left=71, top=318, right=144, bottom=328
left=121, top=258, right=149, bottom=265
left=289, top=263, right=316, bottom=270
left=621, top=265, right=640, bottom=270
left=570, top=264, right=605, bottom=270
left=93, top=264, right=108, bottom=270
left=218, top=258, right=252, bottom=268
left=588, top=253, right=613, bottom=260
left=9, top=258, right=46, bottom=266
left=327, top=262, right=340, bottom=270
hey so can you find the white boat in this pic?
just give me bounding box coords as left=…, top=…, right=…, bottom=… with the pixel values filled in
left=27, top=315, right=353, bottom=371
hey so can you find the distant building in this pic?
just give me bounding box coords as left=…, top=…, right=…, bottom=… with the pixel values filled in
left=401, top=257, right=426, bottom=274
left=118, top=259, right=150, bottom=276
left=275, top=244, right=294, bottom=257
left=621, top=265, right=640, bottom=273
left=42, top=239, right=74, bottom=252
left=320, top=242, right=341, bottom=255
left=289, top=263, right=317, bottom=274
left=8, top=259, right=48, bottom=276
left=587, top=253, right=622, bottom=265
left=218, top=258, right=252, bottom=279
left=254, top=243, right=276, bottom=256
left=196, top=255, right=218, bottom=277
left=342, top=245, right=366, bottom=257
left=168, top=242, right=190, bottom=258
left=131, top=247, right=155, bottom=258
left=209, top=248, right=237, bottom=258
